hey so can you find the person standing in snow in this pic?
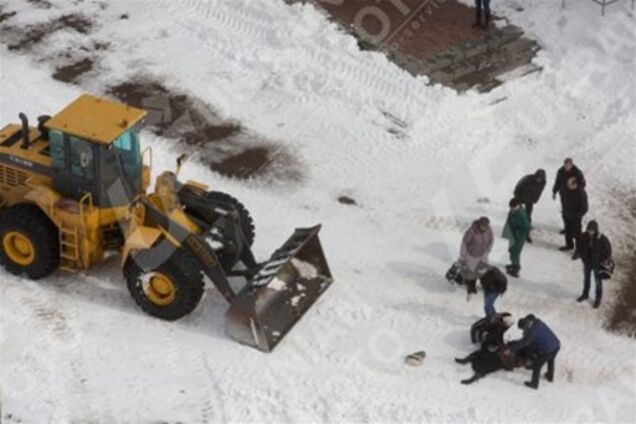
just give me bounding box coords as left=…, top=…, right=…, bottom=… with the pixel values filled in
left=513, top=169, right=546, bottom=243
left=510, top=314, right=561, bottom=390
left=479, top=267, right=507, bottom=318
left=559, top=177, right=588, bottom=256
left=459, top=217, right=494, bottom=297
left=576, top=220, right=612, bottom=308
left=473, top=0, right=491, bottom=29
left=502, top=198, right=531, bottom=278
left=552, top=158, right=586, bottom=233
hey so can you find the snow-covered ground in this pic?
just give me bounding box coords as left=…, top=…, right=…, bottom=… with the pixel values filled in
left=1, top=0, right=635, bottom=422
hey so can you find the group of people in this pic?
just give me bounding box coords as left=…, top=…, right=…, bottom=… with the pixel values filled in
left=455, top=313, right=561, bottom=390
left=448, top=158, right=614, bottom=389
left=503, top=158, right=614, bottom=307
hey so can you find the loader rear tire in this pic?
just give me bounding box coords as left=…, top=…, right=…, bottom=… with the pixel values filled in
left=205, top=191, right=255, bottom=247
left=0, top=204, right=59, bottom=279
left=124, top=249, right=204, bottom=321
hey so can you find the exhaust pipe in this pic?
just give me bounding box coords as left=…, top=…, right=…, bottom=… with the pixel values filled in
left=18, top=113, right=30, bottom=149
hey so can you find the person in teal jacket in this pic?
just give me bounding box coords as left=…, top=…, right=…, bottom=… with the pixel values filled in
left=502, top=198, right=531, bottom=277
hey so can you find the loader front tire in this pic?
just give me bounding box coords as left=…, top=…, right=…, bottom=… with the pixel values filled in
left=124, top=249, right=204, bottom=321
left=205, top=191, right=255, bottom=247
left=0, top=204, right=59, bottom=279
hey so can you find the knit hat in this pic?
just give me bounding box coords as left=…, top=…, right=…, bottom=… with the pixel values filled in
left=534, top=169, right=546, bottom=181
left=586, top=220, right=599, bottom=232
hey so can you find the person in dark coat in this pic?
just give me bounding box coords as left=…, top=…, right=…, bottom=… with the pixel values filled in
left=552, top=158, right=586, bottom=232
left=514, top=169, right=547, bottom=243
left=559, top=177, right=588, bottom=255
left=473, top=0, right=491, bottom=29
left=510, top=314, right=561, bottom=389
left=576, top=220, right=612, bottom=308
left=502, top=198, right=531, bottom=278
left=479, top=266, right=507, bottom=318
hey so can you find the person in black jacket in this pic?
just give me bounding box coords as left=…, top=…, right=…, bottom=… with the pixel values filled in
left=514, top=169, right=546, bottom=242
left=479, top=267, right=507, bottom=318
left=559, top=177, right=588, bottom=255
left=576, top=220, right=612, bottom=308
left=552, top=158, right=586, bottom=233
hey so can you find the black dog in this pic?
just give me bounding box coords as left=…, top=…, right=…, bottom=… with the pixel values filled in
left=455, top=346, right=523, bottom=384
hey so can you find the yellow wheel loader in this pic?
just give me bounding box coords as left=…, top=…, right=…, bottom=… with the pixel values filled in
left=0, top=94, right=333, bottom=352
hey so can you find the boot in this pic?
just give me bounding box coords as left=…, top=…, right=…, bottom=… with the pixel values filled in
left=577, top=294, right=589, bottom=303
left=455, top=357, right=469, bottom=365
left=559, top=246, right=573, bottom=252
left=544, top=372, right=554, bottom=383
left=593, top=299, right=601, bottom=309
left=524, top=381, right=538, bottom=390
left=506, top=265, right=520, bottom=278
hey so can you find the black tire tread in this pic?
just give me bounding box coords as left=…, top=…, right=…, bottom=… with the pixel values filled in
left=0, top=204, right=59, bottom=280
left=205, top=191, right=255, bottom=247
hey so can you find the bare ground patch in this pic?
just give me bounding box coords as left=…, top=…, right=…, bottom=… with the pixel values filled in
left=0, top=14, right=93, bottom=51
left=107, top=77, right=302, bottom=181
left=0, top=4, right=17, bottom=23
left=609, top=192, right=636, bottom=337
left=282, top=0, right=540, bottom=92
left=52, top=57, right=95, bottom=83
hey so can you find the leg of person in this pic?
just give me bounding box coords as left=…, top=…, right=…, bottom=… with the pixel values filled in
left=526, top=355, right=548, bottom=389
left=455, top=352, right=474, bottom=364
left=578, top=264, right=591, bottom=302
left=461, top=373, right=483, bottom=385
left=560, top=211, right=567, bottom=234
left=572, top=216, right=583, bottom=258
left=483, top=0, right=491, bottom=28
left=593, top=267, right=603, bottom=308
left=466, top=279, right=477, bottom=295
left=562, top=216, right=575, bottom=250
left=544, top=349, right=559, bottom=382
left=483, top=291, right=498, bottom=318
left=473, top=0, right=482, bottom=27
left=525, top=203, right=534, bottom=243
left=511, top=239, right=525, bottom=276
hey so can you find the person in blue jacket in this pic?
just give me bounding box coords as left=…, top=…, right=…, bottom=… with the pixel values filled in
left=510, top=314, right=561, bottom=389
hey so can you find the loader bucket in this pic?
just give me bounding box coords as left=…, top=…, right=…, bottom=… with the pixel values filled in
left=225, top=225, right=333, bottom=352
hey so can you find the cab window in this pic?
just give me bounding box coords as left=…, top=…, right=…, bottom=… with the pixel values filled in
left=69, top=136, right=95, bottom=179
left=49, top=130, right=65, bottom=169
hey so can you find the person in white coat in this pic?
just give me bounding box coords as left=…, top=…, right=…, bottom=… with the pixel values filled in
left=459, top=217, right=494, bottom=297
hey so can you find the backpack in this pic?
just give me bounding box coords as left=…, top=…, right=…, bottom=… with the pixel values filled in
left=598, top=258, right=615, bottom=280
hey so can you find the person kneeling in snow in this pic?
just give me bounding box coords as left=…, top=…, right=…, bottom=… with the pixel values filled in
left=456, top=314, right=521, bottom=385
left=502, top=198, right=531, bottom=278
left=510, top=314, right=561, bottom=390
left=479, top=267, right=507, bottom=318
left=459, top=217, right=494, bottom=298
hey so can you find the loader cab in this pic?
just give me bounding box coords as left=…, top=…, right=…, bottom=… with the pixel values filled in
left=44, top=95, right=147, bottom=208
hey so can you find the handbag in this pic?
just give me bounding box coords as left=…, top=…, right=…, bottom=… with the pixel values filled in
left=598, top=258, right=615, bottom=280
left=445, top=261, right=464, bottom=285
